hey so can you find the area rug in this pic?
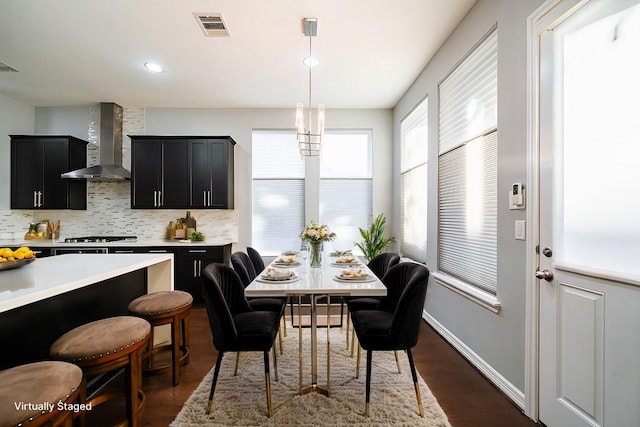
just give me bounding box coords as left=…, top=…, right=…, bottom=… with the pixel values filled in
left=171, top=324, right=451, bottom=426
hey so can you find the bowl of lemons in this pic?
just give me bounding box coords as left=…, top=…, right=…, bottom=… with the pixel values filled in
left=0, top=246, right=37, bottom=271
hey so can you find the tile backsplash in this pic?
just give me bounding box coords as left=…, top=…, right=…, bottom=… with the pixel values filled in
left=0, top=106, right=238, bottom=243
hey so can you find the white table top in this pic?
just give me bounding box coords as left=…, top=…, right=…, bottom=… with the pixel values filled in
left=245, top=258, right=386, bottom=297
left=0, top=253, right=173, bottom=313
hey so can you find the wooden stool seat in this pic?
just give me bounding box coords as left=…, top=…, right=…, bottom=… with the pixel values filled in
left=128, top=290, right=192, bottom=385
left=50, top=316, right=151, bottom=427
left=0, top=361, right=84, bottom=427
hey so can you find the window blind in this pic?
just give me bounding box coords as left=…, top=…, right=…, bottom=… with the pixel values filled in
left=319, top=131, right=373, bottom=249
left=438, top=27, right=498, bottom=295
left=401, top=97, right=428, bottom=263
left=438, top=132, right=497, bottom=293
left=439, top=29, right=497, bottom=154
left=252, top=131, right=305, bottom=254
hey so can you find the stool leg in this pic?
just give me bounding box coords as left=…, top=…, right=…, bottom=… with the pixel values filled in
left=172, top=314, right=181, bottom=386
left=182, top=311, right=191, bottom=365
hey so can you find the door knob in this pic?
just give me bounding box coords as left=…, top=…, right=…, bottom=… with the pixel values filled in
left=535, top=269, right=554, bottom=282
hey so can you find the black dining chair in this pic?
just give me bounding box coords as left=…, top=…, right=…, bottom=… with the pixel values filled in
left=345, top=252, right=401, bottom=354
left=247, top=247, right=266, bottom=273
left=230, top=251, right=286, bottom=355
left=350, top=262, right=430, bottom=417
left=201, top=263, right=282, bottom=417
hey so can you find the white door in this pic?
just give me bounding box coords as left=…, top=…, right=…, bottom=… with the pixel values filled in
left=535, top=0, right=640, bottom=426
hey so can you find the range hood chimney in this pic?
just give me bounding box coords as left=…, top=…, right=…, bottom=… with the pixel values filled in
left=61, top=102, right=131, bottom=180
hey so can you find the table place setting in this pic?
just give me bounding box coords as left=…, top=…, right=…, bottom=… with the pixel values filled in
left=256, top=267, right=300, bottom=284
left=330, top=255, right=361, bottom=267
left=333, top=268, right=377, bottom=283
left=272, top=255, right=301, bottom=267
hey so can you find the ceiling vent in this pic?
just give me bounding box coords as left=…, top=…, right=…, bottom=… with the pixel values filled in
left=0, top=61, right=19, bottom=72
left=193, top=13, right=231, bottom=37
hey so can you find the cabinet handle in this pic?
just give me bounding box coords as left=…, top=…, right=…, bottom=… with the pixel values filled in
left=158, top=190, right=162, bottom=207
left=153, top=191, right=157, bottom=207
left=148, top=249, right=168, bottom=253
left=33, top=191, right=38, bottom=207
left=38, top=191, right=43, bottom=207
left=113, top=250, right=134, bottom=253
left=188, top=249, right=207, bottom=253
left=208, top=191, right=212, bottom=207
left=203, top=191, right=207, bottom=207
left=193, top=260, right=198, bottom=277
left=198, top=260, right=202, bottom=276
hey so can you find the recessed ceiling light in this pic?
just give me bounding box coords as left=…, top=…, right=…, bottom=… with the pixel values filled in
left=144, top=62, right=163, bottom=73
left=303, top=56, right=319, bottom=67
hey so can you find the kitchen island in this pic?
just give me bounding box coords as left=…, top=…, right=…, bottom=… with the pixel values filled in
left=0, top=253, right=173, bottom=370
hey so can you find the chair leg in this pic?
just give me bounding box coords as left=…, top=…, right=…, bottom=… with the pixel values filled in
left=365, top=349, right=372, bottom=417
left=263, top=351, right=273, bottom=418
left=172, top=314, right=181, bottom=386
left=406, top=348, right=424, bottom=417
left=234, top=352, right=240, bottom=376
left=282, top=312, right=288, bottom=337
left=345, top=306, right=350, bottom=350
left=278, top=324, right=284, bottom=355
left=207, top=352, right=224, bottom=415
left=272, top=345, right=279, bottom=382
left=355, top=344, right=361, bottom=379
left=350, top=329, right=357, bottom=358
left=394, top=350, right=402, bottom=374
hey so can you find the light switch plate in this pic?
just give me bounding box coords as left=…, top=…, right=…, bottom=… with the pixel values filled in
left=515, top=220, right=526, bottom=240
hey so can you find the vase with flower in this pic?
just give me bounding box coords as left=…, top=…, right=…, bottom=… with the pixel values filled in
left=300, top=221, right=336, bottom=268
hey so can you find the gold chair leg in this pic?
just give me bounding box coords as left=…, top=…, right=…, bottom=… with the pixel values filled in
left=414, top=381, right=425, bottom=417
left=345, top=306, right=350, bottom=350
left=234, top=352, right=240, bottom=376
left=350, top=329, right=356, bottom=358
left=298, top=295, right=303, bottom=394
left=355, top=345, right=361, bottom=379
left=282, top=314, right=287, bottom=337
left=394, top=350, right=401, bottom=374
left=278, top=325, right=284, bottom=355
left=365, top=402, right=370, bottom=417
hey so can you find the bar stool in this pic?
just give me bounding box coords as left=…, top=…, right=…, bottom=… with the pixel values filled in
left=50, top=316, right=151, bottom=427
left=128, top=290, right=192, bottom=386
left=0, top=361, right=84, bottom=427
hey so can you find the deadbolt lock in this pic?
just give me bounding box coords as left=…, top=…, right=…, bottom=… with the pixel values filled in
left=542, top=247, right=552, bottom=257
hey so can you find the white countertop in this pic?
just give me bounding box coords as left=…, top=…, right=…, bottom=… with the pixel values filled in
left=0, top=253, right=174, bottom=313
left=0, top=239, right=233, bottom=248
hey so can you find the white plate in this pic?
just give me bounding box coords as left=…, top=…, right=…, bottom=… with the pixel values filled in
left=272, top=262, right=301, bottom=267
left=331, top=262, right=361, bottom=267
left=333, top=275, right=376, bottom=283
left=256, top=276, right=301, bottom=284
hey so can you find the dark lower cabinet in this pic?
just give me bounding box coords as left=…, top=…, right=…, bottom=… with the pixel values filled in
left=174, top=246, right=230, bottom=304
left=108, top=244, right=231, bottom=303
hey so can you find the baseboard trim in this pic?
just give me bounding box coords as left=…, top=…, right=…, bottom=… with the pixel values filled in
left=423, top=310, right=526, bottom=410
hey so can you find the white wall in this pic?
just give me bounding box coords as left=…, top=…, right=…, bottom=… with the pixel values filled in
left=0, top=94, right=34, bottom=211
left=392, top=0, right=543, bottom=397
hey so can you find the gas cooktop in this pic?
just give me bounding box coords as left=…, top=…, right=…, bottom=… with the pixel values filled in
left=63, top=236, right=138, bottom=243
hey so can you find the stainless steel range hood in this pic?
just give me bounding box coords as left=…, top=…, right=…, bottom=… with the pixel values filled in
left=61, top=102, right=131, bottom=180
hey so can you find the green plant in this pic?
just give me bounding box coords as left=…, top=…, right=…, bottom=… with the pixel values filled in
left=354, top=213, right=395, bottom=261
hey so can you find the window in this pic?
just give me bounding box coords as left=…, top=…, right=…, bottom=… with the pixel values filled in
left=438, top=28, right=498, bottom=295
left=401, top=98, right=428, bottom=263
left=252, top=130, right=305, bottom=253
left=320, top=131, right=373, bottom=250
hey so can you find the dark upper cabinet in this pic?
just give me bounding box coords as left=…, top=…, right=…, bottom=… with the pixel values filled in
left=189, top=138, right=234, bottom=209
left=10, top=135, right=88, bottom=210
left=130, top=135, right=234, bottom=209
left=130, top=137, right=189, bottom=208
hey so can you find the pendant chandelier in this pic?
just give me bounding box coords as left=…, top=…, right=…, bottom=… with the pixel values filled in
left=296, top=18, right=325, bottom=157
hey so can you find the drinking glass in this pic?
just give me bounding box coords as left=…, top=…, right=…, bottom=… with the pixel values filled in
left=299, top=242, right=310, bottom=268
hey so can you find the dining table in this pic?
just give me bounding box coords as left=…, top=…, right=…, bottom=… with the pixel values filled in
left=245, top=253, right=386, bottom=396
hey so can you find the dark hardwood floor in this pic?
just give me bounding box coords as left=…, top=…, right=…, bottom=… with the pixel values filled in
left=87, top=306, right=535, bottom=426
